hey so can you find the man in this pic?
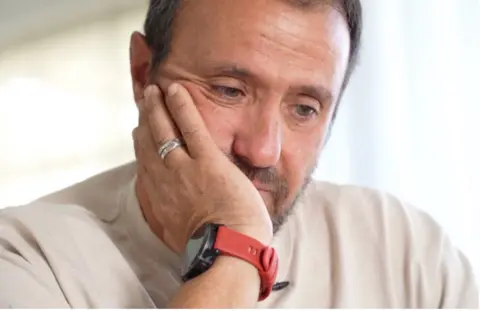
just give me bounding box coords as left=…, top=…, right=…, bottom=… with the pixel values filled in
left=0, top=0, right=477, bottom=308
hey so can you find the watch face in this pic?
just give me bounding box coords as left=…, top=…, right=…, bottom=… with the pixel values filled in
left=180, top=224, right=220, bottom=281
left=182, top=233, right=205, bottom=273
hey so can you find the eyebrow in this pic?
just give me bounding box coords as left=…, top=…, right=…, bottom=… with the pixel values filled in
left=208, top=63, right=333, bottom=104
left=296, top=85, right=333, bottom=106
left=210, top=64, right=254, bottom=79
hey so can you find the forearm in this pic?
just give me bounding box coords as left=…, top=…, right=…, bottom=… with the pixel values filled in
left=168, top=256, right=261, bottom=308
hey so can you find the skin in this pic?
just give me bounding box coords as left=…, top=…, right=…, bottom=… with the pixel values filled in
left=135, top=84, right=271, bottom=307
left=130, top=0, right=350, bottom=307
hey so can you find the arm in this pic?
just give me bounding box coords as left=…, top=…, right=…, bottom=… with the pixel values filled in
left=0, top=231, right=70, bottom=308
left=168, top=256, right=261, bottom=308
left=168, top=225, right=273, bottom=308
left=406, top=206, right=478, bottom=308
left=134, top=83, right=275, bottom=308
left=437, top=237, right=478, bottom=308
left=0, top=257, right=70, bottom=308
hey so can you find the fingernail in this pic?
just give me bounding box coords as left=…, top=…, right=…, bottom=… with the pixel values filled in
left=168, top=83, right=179, bottom=97
left=143, top=86, right=150, bottom=98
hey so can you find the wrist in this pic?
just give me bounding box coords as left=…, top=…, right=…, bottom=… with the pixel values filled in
left=212, top=255, right=262, bottom=300
left=212, top=255, right=260, bottom=284
left=173, top=255, right=261, bottom=308
left=181, top=223, right=278, bottom=301
left=211, top=225, right=278, bottom=301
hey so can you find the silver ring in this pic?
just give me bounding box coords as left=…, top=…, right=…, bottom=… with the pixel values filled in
left=157, top=138, right=184, bottom=160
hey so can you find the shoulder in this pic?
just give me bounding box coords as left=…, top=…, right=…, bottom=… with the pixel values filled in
left=0, top=190, right=147, bottom=307
left=299, top=180, right=478, bottom=307
left=0, top=200, right=103, bottom=231
left=0, top=164, right=135, bottom=276
left=0, top=201, right=110, bottom=258
left=301, top=181, right=440, bottom=240
left=299, top=181, right=446, bottom=273
left=0, top=163, right=138, bottom=261
left=0, top=163, right=138, bottom=269
left=302, top=180, right=444, bottom=235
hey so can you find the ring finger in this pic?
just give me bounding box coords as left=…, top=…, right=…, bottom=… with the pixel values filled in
left=143, top=85, right=189, bottom=167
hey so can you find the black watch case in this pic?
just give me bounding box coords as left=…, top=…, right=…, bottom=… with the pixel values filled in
left=180, top=223, right=221, bottom=282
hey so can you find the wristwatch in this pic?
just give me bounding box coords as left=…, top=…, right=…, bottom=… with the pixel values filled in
left=180, top=223, right=279, bottom=301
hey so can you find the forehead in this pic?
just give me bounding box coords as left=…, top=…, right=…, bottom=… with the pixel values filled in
left=168, top=0, right=350, bottom=96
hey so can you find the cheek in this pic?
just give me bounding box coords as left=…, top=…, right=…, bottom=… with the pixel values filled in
left=185, top=87, right=240, bottom=150
left=282, top=131, right=323, bottom=191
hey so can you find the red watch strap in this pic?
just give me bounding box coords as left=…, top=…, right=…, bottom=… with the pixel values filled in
left=213, top=226, right=279, bottom=301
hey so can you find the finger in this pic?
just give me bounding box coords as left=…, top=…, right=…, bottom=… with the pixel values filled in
left=132, top=125, right=159, bottom=170
left=143, top=85, right=177, bottom=142
left=136, top=96, right=148, bottom=127
left=133, top=128, right=158, bottom=200
left=134, top=82, right=145, bottom=111
left=134, top=83, right=152, bottom=125
left=145, top=85, right=188, bottom=163
left=164, top=83, right=215, bottom=158
left=144, top=85, right=189, bottom=166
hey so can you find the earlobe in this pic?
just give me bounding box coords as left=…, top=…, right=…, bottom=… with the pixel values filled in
left=130, top=31, right=153, bottom=102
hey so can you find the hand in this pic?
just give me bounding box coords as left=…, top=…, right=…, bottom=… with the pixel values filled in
left=133, top=83, right=273, bottom=254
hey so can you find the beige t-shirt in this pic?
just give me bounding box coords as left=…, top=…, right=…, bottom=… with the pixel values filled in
left=0, top=162, right=477, bottom=308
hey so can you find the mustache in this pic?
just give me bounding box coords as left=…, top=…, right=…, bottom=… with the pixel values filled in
left=226, top=154, right=289, bottom=203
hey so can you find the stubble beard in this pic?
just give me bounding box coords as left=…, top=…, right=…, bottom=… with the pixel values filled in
left=229, top=153, right=318, bottom=235
left=269, top=168, right=315, bottom=234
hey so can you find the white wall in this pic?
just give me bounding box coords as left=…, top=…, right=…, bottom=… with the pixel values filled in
left=0, top=9, right=146, bottom=206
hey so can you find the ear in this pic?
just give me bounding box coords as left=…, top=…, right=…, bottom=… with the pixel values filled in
left=130, top=31, right=152, bottom=103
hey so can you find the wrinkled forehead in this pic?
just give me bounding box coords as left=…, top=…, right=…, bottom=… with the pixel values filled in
left=167, top=0, right=350, bottom=98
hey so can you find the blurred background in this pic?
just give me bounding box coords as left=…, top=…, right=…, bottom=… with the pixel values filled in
left=0, top=0, right=479, bottom=280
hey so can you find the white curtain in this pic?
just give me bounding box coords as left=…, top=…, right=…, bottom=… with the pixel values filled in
left=0, top=1, right=478, bottom=279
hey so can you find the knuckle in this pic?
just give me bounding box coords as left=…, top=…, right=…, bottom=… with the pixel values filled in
left=169, top=164, right=183, bottom=176
left=182, top=129, right=199, bottom=140
left=151, top=163, right=163, bottom=177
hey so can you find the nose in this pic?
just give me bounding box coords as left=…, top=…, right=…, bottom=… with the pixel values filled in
left=232, top=105, right=282, bottom=168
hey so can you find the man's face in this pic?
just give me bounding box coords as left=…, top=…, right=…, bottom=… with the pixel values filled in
left=131, top=0, right=350, bottom=232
